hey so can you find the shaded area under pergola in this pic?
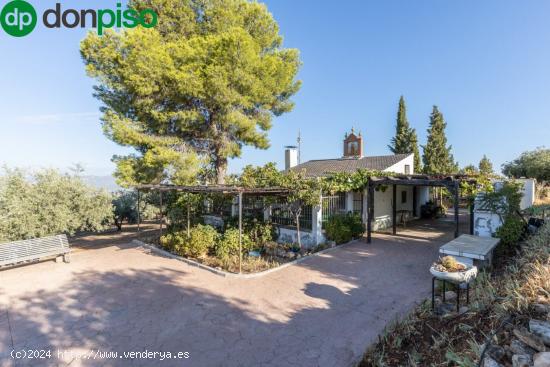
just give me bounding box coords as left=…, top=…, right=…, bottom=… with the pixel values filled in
left=134, top=184, right=291, bottom=273
left=366, top=174, right=476, bottom=244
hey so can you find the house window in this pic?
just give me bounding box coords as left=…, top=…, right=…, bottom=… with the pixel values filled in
left=404, top=164, right=411, bottom=174
left=401, top=191, right=407, bottom=204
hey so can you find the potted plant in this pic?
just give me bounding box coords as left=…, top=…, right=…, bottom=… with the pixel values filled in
left=430, top=256, right=478, bottom=283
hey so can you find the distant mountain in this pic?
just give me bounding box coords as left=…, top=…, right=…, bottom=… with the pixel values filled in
left=82, top=175, right=121, bottom=192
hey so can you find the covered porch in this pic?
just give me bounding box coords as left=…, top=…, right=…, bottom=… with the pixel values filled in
left=365, top=175, right=475, bottom=244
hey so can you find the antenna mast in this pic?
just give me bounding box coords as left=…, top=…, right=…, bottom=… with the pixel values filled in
left=297, top=130, right=301, bottom=164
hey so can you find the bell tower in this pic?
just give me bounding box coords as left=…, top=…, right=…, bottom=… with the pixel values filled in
left=343, top=128, right=363, bottom=157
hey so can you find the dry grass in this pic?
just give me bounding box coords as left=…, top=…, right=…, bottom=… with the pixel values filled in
left=499, top=224, right=550, bottom=314
left=360, top=223, right=550, bottom=367
left=199, top=255, right=285, bottom=274
left=535, top=197, right=550, bottom=205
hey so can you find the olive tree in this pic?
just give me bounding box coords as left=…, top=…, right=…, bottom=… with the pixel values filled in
left=0, top=168, right=113, bottom=242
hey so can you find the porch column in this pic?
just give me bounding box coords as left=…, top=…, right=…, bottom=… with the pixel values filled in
left=392, top=184, right=397, bottom=235
left=469, top=199, right=475, bottom=235
left=238, top=192, right=243, bottom=274
left=187, top=202, right=191, bottom=238
left=412, top=186, right=417, bottom=217
left=453, top=182, right=460, bottom=238
left=159, top=190, right=163, bottom=237
left=362, top=188, right=368, bottom=224
left=367, top=182, right=374, bottom=243
left=136, top=189, right=140, bottom=232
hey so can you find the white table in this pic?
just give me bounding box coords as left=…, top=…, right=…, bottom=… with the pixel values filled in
left=439, top=234, right=500, bottom=267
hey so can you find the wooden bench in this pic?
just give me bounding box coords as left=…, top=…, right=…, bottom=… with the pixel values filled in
left=0, top=234, right=71, bottom=268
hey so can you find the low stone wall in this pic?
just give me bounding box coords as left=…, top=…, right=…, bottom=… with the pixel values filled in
left=276, top=227, right=324, bottom=248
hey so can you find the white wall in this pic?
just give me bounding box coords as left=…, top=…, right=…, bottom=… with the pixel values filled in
left=371, top=185, right=414, bottom=230
left=474, top=212, right=502, bottom=237
left=384, top=153, right=415, bottom=174
left=516, top=179, right=536, bottom=210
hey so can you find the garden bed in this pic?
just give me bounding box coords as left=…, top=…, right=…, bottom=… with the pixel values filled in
left=138, top=231, right=338, bottom=275
left=135, top=212, right=365, bottom=275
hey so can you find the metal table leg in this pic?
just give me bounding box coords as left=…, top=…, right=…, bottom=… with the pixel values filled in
left=432, top=277, right=436, bottom=310
left=456, top=284, right=460, bottom=312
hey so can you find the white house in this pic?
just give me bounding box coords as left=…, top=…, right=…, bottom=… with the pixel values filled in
left=276, top=129, right=430, bottom=246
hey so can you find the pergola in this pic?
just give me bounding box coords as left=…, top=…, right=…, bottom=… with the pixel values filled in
left=134, top=184, right=290, bottom=273
left=365, top=174, right=476, bottom=244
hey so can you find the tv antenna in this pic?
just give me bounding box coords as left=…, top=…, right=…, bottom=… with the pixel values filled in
left=297, top=130, right=301, bottom=164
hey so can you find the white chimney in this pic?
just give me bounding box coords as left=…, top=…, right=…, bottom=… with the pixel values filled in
left=285, top=146, right=298, bottom=170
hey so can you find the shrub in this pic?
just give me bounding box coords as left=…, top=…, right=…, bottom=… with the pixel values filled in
left=248, top=222, right=275, bottom=247
left=223, top=218, right=275, bottom=249
left=215, top=228, right=253, bottom=259
left=160, top=232, right=186, bottom=253
left=160, top=224, right=218, bottom=258
left=496, top=215, right=525, bottom=247
left=325, top=213, right=365, bottom=244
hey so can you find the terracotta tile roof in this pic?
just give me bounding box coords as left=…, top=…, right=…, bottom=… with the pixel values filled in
left=289, top=154, right=411, bottom=177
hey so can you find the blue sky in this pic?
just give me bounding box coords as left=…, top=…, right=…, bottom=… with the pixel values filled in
left=1, top=0, right=549, bottom=176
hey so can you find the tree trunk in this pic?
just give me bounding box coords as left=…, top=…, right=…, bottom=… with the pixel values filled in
left=214, top=157, right=227, bottom=185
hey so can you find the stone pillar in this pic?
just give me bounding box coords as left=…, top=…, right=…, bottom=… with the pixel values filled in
left=312, top=194, right=324, bottom=245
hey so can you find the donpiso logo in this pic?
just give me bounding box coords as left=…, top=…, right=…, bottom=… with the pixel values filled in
left=0, top=0, right=157, bottom=37
left=0, top=0, right=37, bottom=37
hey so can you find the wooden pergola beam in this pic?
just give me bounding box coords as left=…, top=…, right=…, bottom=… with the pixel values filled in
left=134, top=184, right=290, bottom=195
left=370, top=178, right=457, bottom=188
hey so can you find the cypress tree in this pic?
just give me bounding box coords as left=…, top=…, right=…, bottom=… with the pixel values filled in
left=388, top=96, right=422, bottom=172
left=422, top=106, right=456, bottom=174
left=478, top=155, right=494, bottom=175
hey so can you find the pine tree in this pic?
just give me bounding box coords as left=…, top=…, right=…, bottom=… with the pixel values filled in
left=81, top=0, right=301, bottom=185
left=422, top=106, right=456, bottom=174
left=478, top=155, right=494, bottom=175
left=388, top=96, right=422, bottom=172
